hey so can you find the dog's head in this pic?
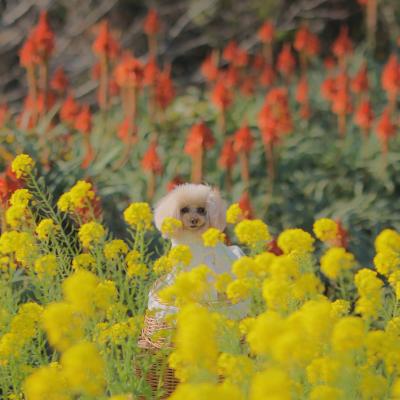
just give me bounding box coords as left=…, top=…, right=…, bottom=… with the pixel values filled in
left=154, top=183, right=227, bottom=237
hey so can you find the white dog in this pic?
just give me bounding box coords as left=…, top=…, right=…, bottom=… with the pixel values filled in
left=147, top=183, right=248, bottom=320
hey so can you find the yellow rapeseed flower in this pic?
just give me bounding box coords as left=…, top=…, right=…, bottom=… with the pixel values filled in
left=249, top=367, right=291, bottom=400
left=61, top=341, right=106, bottom=397
left=226, top=278, right=252, bottom=304
left=35, top=219, right=59, bottom=240
left=168, top=245, right=192, bottom=266
left=202, top=228, right=226, bottom=247
left=9, top=189, right=32, bottom=207
left=78, top=221, right=105, bottom=249
left=161, top=217, right=183, bottom=236
left=277, top=228, right=315, bottom=255
left=375, top=229, right=400, bottom=253
left=72, top=253, right=96, bottom=270
left=23, top=363, right=70, bottom=400
left=234, top=219, right=271, bottom=248
left=226, top=203, right=244, bottom=224
left=331, top=316, right=365, bottom=352
left=320, top=247, right=355, bottom=280
left=123, top=202, right=153, bottom=230
left=34, top=254, right=57, bottom=279
left=11, top=154, right=35, bottom=179
left=103, top=239, right=128, bottom=260
left=313, top=218, right=339, bottom=242
left=68, top=180, right=95, bottom=209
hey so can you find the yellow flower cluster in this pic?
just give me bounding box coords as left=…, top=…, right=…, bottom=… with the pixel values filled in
left=11, top=154, right=35, bottom=178
left=157, top=264, right=213, bottom=307
left=202, top=228, right=226, bottom=247
left=0, top=230, right=38, bottom=267
left=167, top=245, right=192, bottom=267
left=72, top=253, right=96, bottom=270
left=226, top=203, right=244, bottom=224
left=277, top=228, right=315, bottom=255
left=234, top=219, right=271, bottom=248
left=354, top=269, right=383, bottom=319
left=0, top=302, right=43, bottom=362
left=123, top=202, right=153, bottom=230
left=313, top=218, right=339, bottom=242
left=161, top=217, right=183, bottom=236
left=104, top=239, right=128, bottom=260
left=78, top=221, right=105, bottom=248
left=95, top=318, right=137, bottom=345
left=57, top=180, right=95, bottom=212
left=35, top=218, right=59, bottom=240
left=320, top=247, right=355, bottom=280
left=6, top=189, right=32, bottom=228
left=34, top=254, right=58, bottom=279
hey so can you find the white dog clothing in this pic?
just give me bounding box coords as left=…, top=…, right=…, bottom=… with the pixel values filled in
left=147, top=235, right=249, bottom=320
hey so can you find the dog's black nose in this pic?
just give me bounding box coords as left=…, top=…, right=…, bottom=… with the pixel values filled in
left=191, top=217, right=198, bottom=224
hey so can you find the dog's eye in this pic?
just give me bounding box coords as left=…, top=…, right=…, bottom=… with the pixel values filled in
left=180, top=207, right=189, bottom=214
left=197, top=207, right=206, bottom=215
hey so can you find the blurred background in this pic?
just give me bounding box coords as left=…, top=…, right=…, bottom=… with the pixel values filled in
left=1, top=0, right=399, bottom=108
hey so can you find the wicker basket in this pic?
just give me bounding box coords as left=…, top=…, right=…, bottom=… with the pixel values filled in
left=135, top=313, right=178, bottom=399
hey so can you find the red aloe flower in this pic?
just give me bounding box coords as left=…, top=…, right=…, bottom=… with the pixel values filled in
left=258, top=21, right=275, bottom=44
left=142, top=141, right=163, bottom=175
left=60, top=94, right=80, bottom=124
left=294, top=25, right=320, bottom=58
left=238, top=192, right=254, bottom=219
left=50, top=67, right=69, bottom=93
left=260, top=64, right=275, bottom=87
left=19, top=34, right=39, bottom=68
left=185, top=122, right=215, bottom=183
left=184, top=122, right=215, bottom=156
left=154, top=66, right=175, bottom=110
left=218, top=137, right=237, bottom=170
left=201, top=52, right=219, bottom=82
left=117, top=117, right=137, bottom=144
left=233, top=125, right=253, bottom=153
left=354, top=99, right=374, bottom=135
left=323, top=57, right=336, bottom=70
left=222, top=40, right=238, bottom=63
left=0, top=167, right=22, bottom=208
left=295, top=76, right=310, bottom=119
left=92, top=20, right=120, bottom=60
left=381, top=54, right=400, bottom=111
left=75, top=105, right=92, bottom=134
left=234, top=48, right=249, bottom=68
left=276, top=43, right=296, bottom=79
left=211, top=80, right=233, bottom=112
left=252, top=54, right=265, bottom=71
left=143, top=57, right=160, bottom=86
left=32, top=11, right=54, bottom=62
left=351, top=63, right=369, bottom=95
left=114, top=52, right=144, bottom=89
left=167, top=176, right=185, bottom=192
left=321, top=76, right=337, bottom=102
left=144, top=9, right=160, bottom=36
left=332, top=26, right=352, bottom=62
left=376, top=108, right=396, bottom=154
left=0, top=104, right=9, bottom=128
left=240, top=77, right=255, bottom=97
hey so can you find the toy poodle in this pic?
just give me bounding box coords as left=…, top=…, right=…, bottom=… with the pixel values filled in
left=147, top=183, right=249, bottom=320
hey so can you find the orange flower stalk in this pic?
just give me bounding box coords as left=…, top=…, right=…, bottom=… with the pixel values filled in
left=258, top=88, right=292, bottom=183
left=211, top=79, right=233, bottom=134
left=60, top=94, right=80, bottom=125
left=376, top=108, right=396, bottom=156
left=50, top=67, right=69, bottom=94
left=295, top=76, right=311, bottom=119
left=142, top=140, right=163, bottom=200
left=354, top=99, right=374, bottom=138
left=351, top=63, right=369, bottom=97
left=233, top=124, right=253, bottom=189
left=167, top=176, right=185, bottom=192
left=201, top=51, right=219, bottom=83
left=184, top=122, right=215, bottom=183
left=331, top=72, right=353, bottom=138
left=75, top=105, right=94, bottom=169
left=238, top=191, right=254, bottom=219
left=381, top=54, right=400, bottom=114
left=154, top=65, right=176, bottom=112
left=258, top=20, right=275, bottom=63
left=294, top=25, right=320, bottom=72
left=222, top=40, right=238, bottom=63
left=92, top=20, right=120, bottom=110
left=260, top=64, right=275, bottom=87
left=144, top=9, right=160, bottom=57
left=331, top=26, right=352, bottom=69
left=276, top=43, right=296, bottom=81
left=218, top=136, right=237, bottom=192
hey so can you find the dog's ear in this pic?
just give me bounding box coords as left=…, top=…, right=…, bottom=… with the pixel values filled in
left=207, top=188, right=227, bottom=231
left=154, top=192, right=180, bottom=236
